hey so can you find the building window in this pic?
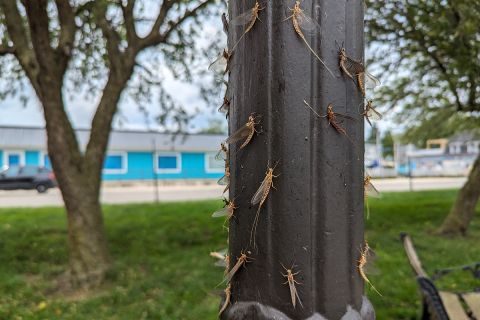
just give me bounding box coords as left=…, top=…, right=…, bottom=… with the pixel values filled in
left=467, top=141, right=480, bottom=154
left=449, top=143, right=462, bottom=154
left=41, top=152, right=52, bottom=169
left=205, top=152, right=225, bottom=173
left=4, top=151, right=25, bottom=167
left=103, top=152, right=127, bottom=174
left=44, top=154, right=51, bottom=169
left=155, top=153, right=181, bottom=173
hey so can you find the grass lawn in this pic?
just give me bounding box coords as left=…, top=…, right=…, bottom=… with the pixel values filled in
left=0, top=190, right=479, bottom=319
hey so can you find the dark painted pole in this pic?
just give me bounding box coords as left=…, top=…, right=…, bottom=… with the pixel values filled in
left=223, top=1, right=373, bottom=319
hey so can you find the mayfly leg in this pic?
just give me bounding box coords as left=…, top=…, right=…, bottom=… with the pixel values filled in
left=285, top=1, right=335, bottom=78
left=281, top=263, right=303, bottom=309
left=250, top=162, right=279, bottom=249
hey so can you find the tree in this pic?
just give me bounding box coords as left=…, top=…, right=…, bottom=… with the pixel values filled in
left=198, top=118, right=226, bottom=134
left=366, top=124, right=378, bottom=144
left=382, top=130, right=394, bottom=158
left=366, top=0, right=480, bottom=235
left=0, top=0, right=219, bottom=288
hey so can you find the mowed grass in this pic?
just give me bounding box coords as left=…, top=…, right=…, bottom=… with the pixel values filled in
left=0, top=190, right=478, bottom=319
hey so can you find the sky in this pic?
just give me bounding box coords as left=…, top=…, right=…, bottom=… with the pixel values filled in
left=0, top=1, right=226, bottom=133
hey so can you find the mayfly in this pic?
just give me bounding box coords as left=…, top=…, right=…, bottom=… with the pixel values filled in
left=285, top=1, right=335, bottom=78
left=358, top=241, right=382, bottom=296
left=338, top=47, right=379, bottom=95
left=209, top=49, right=232, bottom=74
left=218, top=165, right=230, bottom=194
left=364, top=175, right=380, bottom=199
left=218, top=82, right=231, bottom=117
left=364, top=175, right=380, bottom=219
left=218, top=284, right=231, bottom=316
left=215, top=142, right=229, bottom=161
left=212, top=199, right=237, bottom=220
left=281, top=263, right=303, bottom=309
left=361, top=100, right=382, bottom=127
left=230, top=1, right=264, bottom=52
left=224, top=251, right=253, bottom=284
left=225, top=114, right=260, bottom=149
left=250, top=162, right=279, bottom=248
left=303, top=101, right=354, bottom=138
left=222, top=13, right=229, bottom=35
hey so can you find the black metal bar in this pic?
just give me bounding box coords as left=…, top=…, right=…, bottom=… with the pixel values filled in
left=223, top=1, right=372, bottom=319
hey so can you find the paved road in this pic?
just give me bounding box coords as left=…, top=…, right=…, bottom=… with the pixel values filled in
left=0, top=177, right=467, bottom=208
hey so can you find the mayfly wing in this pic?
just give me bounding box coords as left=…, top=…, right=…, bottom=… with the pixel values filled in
left=218, top=101, right=229, bottom=114
left=366, top=106, right=382, bottom=121
left=344, top=56, right=365, bottom=75
left=363, top=247, right=380, bottom=275
left=208, top=54, right=227, bottom=73
left=215, top=259, right=227, bottom=267
left=293, top=282, right=303, bottom=308
left=334, top=112, right=356, bottom=121
left=212, top=207, right=229, bottom=218
left=288, top=279, right=298, bottom=308
left=296, top=10, right=321, bottom=35
left=365, top=181, right=381, bottom=198
left=225, top=123, right=251, bottom=144
left=365, top=72, right=380, bottom=89
left=229, top=8, right=254, bottom=27
left=224, top=258, right=243, bottom=283
left=218, top=174, right=229, bottom=186
left=215, top=149, right=226, bottom=161
left=251, top=176, right=269, bottom=205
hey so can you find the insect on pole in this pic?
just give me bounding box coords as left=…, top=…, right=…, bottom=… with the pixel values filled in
left=222, top=0, right=374, bottom=319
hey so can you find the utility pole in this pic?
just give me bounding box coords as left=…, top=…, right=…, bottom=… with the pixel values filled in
left=223, top=1, right=373, bottom=319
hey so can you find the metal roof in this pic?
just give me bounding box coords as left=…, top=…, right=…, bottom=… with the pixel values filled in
left=0, top=126, right=226, bottom=152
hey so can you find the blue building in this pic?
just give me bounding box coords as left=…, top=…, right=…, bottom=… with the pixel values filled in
left=0, top=126, right=226, bottom=182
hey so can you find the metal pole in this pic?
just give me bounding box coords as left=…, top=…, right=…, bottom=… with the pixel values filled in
left=408, top=156, right=413, bottom=192
left=224, top=1, right=372, bottom=319
left=152, top=138, right=160, bottom=204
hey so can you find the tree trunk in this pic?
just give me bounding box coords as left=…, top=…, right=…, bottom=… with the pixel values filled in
left=63, top=184, right=110, bottom=289
left=41, top=86, right=111, bottom=289
left=438, top=154, right=480, bottom=235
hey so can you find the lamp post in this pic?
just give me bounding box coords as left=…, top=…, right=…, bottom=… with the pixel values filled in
left=223, top=1, right=373, bottom=319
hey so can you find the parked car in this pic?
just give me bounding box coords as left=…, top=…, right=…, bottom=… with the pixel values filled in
left=0, top=165, right=57, bottom=193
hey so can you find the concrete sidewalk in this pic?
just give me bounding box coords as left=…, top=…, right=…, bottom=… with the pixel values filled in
left=0, top=177, right=467, bottom=208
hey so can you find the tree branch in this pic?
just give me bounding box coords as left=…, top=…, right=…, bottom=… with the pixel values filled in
left=92, top=2, right=123, bottom=69
left=138, top=0, right=175, bottom=48
left=54, top=0, right=76, bottom=73
left=138, top=0, right=212, bottom=50
left=0, top=0, right=40, bottom=92
left=24, top=0, right=57, bottom=77
left=0, top=44, right=15, bottom=56
left=403, top=7, right=464, bottom=112
left=121, top=0, right=138, bottom=46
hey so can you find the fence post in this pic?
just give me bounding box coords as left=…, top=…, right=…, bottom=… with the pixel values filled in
left=223, top=0, right=373, bottom=319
